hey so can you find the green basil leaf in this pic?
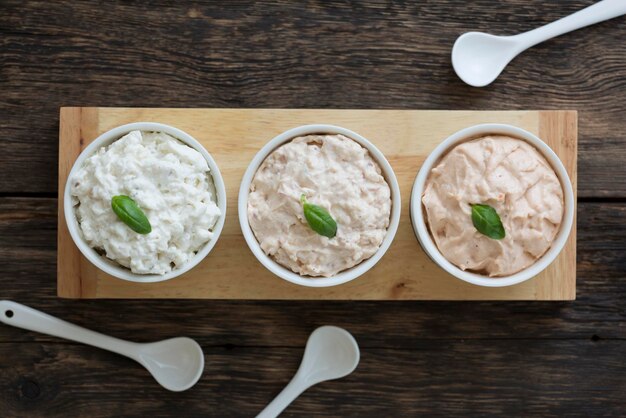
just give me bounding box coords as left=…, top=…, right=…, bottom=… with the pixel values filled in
left=471, top=204, right=505, bottom=240
left=300, top=194, right=337, bottom=238
left=111, top=195, right=152, bottom=235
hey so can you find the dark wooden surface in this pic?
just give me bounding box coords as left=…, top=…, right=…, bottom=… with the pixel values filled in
left=0, top=1, right=624, bottom=416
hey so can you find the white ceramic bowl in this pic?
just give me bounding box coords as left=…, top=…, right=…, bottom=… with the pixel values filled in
left=64, top=122, right=227, bottom=283
left=411, top=123, right=574, bottom=287
left=239, top=124, right=401, bottom=288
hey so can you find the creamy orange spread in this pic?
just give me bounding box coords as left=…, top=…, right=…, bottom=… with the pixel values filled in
left=422, top=135, right=564, bottom=277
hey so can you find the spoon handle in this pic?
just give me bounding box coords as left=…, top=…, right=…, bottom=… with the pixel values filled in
left=515, top=0, right=626, bottom=49
left=256, top=372, right=307, bottom=418
left=0, top=300, right=138, bottom=358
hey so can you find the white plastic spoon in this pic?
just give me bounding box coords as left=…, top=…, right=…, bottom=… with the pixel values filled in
left=257, top=326, right=360, bottom=418
left=452, top=0, right=626, bottom=87
left=0, top=300, right=204, bottom=392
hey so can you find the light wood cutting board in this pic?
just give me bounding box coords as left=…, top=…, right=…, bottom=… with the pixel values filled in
left=57, top=108, right=577, bottom=300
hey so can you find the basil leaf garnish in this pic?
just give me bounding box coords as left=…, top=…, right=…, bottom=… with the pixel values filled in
left=471, top=204, right=505, bottom=240
left=300, top=194, right=337, bottom=239
left=111, top=195, right=152, bottom=235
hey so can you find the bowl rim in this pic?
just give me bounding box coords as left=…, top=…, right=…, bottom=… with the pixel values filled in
left=63, top=122, right=227, bottom=283
left=238, top=124, right=401, bottom=288
left=410, top=123, right=575, bottom=287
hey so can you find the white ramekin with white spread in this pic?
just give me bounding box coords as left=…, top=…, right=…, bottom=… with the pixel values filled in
left=411, top=123, right=574, bottom=287
left=64, top=122, right=227, bottom=283
left=239, top=124, right=401, bottom=288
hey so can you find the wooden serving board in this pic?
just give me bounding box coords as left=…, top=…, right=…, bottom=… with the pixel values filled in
left=57, top=108, right=577, bottom=300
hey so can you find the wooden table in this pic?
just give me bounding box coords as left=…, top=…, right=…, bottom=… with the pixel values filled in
left=1, top=1, right=624, bottom=416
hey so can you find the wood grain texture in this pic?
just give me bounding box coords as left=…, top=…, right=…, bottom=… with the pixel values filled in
left=1, top=340, right=624, bottom=417
left=0, top=197, right=624, bottom=415
left=57, top=108, right=576, bottom=300
left=56, top=107, right=82, bottom=298
left=1, top=0, right=625, bottom=416
left=2, top=198, right=625, bottom=344
left=1, top=1, right=626, bottom=197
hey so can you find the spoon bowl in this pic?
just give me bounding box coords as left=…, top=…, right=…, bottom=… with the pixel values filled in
left=257, top=326, right=360, bottom=418
left=452, top=32, right=521, bottom=87
left=136, top=337, right=205, bottom=392
left=297, top=326, right=360, bottom=386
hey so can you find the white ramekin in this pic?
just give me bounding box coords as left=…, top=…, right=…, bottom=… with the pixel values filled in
left=238, top=124, right=401, bottom=288
left=410, top=123, right=574, bottom=287
left=64, top=122, right=227, bottom=283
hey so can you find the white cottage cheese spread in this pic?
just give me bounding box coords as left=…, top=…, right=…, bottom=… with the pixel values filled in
left=248, top=134, right=392, bottom=277
left=71, top=130, right=221, bottom=274
left=422, top=135, right=564, bottom=277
